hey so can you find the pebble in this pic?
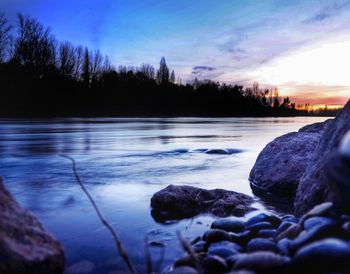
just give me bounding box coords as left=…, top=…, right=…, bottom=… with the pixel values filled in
left=211, top=218, right=245, bottom=233
left=300, top=202, right=334, bottom=224
left=203, top=229, right=231, bottom=243
left=257, top=229, right=276, bottom=238
left=246, top=221, right=273, bottom=233
left=167, top=266, right=198, bottom=274
left=294, top=238, right=350, bottom=271
left=233, top=251, right=290, bottom=271
left=202, top=255, right=229, bottom=273
left=208, top=246, right=238, bottom=259
left=246, top=238, right=278, bottom=253
left=210, top=240, right=243, bottom=252
left=303, top=216, right=337, bottom=230
left=245, top=213, right=280, bottom=227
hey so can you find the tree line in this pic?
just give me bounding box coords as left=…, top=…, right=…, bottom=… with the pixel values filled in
left=0, top=13, right=336, bottom=116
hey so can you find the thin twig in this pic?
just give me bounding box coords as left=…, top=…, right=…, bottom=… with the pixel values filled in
left=177, top=231, right=202, bottom=274
left=60, top=154, right=138, bottom=274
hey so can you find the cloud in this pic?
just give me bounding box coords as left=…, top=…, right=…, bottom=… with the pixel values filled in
left=302, top=0, right=350, bottom=24
left=192, top=66, right=215, bottom=72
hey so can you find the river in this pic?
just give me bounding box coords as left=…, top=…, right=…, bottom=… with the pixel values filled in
left=0, top=117, right=328, bottom=273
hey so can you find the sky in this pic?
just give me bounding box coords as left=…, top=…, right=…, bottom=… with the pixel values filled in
left=1, top=0, right=350, bottom=105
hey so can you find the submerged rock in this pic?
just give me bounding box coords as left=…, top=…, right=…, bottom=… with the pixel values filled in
left=0, top=178, right=65, bottom=274
left=150, top=185, right=254, bottom=222
left=249, top=120, right=331, bottom=207
left=211, top=218, right=245, bottom=233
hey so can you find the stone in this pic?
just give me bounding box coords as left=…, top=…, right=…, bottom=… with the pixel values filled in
left=293, top=238, right=350, bottom=272
left=192, top=241, right=207, bottom=253
left=249, top=120, right=331, bottom=206
left=300, top=202, right=334, bottom=225
left=303, top=216, right=336, bottom=230
left=295, top=102, right=350, bottom=215
left=207, top=246, right=238, bottom=259
left=203, top=229, right=231, bottom=244
left=233, top=251, right=290, bottom=271
left=167, top=266, right=198, bottom=274
left=211, top=218, right=245, bottom=233
left=276, top=221, right=295, bottom=237
left=209, top=240, right=243, bottom=252
left=246, top=238, right=278, bottom=253
left=201, top=255, right=228, bottom=273
left=151, top=185, right=254, bottom=222
left=246, top=222, right=273, bottom=233
left=0, top=178, right=65, bottom=274
left=275, top=223, right=303, bottom=242
left=257, top=229, right=276, bottom=238
left=289, top=222, right=342, bottom=253
left=277, top=238, right=291, bottom=255
left=245, top=213, right=280, bottom=227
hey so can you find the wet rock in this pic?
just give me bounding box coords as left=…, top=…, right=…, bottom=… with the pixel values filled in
left=67, top=261, right=94, bottom=274
left=276, top=221, right=294, bottom=236
left=294, top=238, right=350, bottom=272
left=295, top=102, right=350, bottom=215
left=208, top=246, right=238, bottom=259
left=303, top=216, right=336, bottom=230
left=210, top=240, right=243, bottom=252
left=281, top=215, right=299, bottom=223
left=203, top=229, right=231, bottom=244
left=250, top=120, right=330, bottom=206
left=233, top=251, right=290, bottom=272
left=289, top=222, right=342, bottom=253
left=230, top=231, right=252, bottom=246
left=246, top=238, right=278, bottom=253
left=211, top=218, right=245, bottom=233
left=174, top=254, right=205, bottom=269
left=246, top=221, right=273, bottom=233
left=300, top=202, right=334, bottom=224
left=0, top=178, right=65, bottom=274
left=192, top=241, right=207, bottom=253
left=245, top=213, right=280, bottom=227
left=275, top=223, right=302, bottom=242
left=205, top=148, right=243, bottom=155
left=202, top=255, right=228, bottom=273
left=257, top=229, right=276, bottom=238
left=151, top=185, right=254, bottom=222
left=167, top=266, right=198, bottom=274
left=277, top=238, right=291, bottom=255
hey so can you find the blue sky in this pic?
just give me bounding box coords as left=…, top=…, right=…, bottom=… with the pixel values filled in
left=1, top=0, right=350, bottom=104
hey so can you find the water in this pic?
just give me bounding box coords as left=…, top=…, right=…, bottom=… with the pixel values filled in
left=0, top=117, right=328, bottom=273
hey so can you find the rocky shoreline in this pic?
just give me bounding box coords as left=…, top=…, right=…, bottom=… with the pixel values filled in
left=166, top=202, right=350, bottom=274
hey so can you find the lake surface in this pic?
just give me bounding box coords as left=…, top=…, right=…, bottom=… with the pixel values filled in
left=0, top=117, right=328, bottom=274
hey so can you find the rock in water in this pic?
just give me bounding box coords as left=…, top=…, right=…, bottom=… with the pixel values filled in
left=150, top=185, right=254, bottom=222
left=249, top=120, right=331, bottom=206
left=0, top=178, right=65, bottom=274
left=295, top=101, right=350, bottom=216
left=294, top=238, right=350, bottom=272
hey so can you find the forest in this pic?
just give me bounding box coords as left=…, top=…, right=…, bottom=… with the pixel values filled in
left=0, top=13, right=339, bottom=117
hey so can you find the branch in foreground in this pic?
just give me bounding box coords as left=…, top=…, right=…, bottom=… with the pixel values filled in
left=59, top=154, right=138, bottom=274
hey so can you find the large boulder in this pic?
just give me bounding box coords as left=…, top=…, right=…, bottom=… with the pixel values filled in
left=150, top=184, right=254, bottom=222
left=295, top=101, right=350, bottom=215
left=0, top=177, right=65, bottom=274
left=249, top=120, right=331, bottom=206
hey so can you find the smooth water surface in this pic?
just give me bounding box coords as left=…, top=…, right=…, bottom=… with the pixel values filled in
left=0, top=117, right=328, bottom=273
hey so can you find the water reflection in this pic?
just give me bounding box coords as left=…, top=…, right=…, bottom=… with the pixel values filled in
left=0, top=117, right=328, bottom=273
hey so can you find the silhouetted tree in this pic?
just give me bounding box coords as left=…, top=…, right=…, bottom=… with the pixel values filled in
left=82, top=47, right=90, bottom=85
left=0, top=13, right=12, bottom=63
left=170, top=70, right=175, bottom=83
left=90, top=50, right=103, bottom=84
left=156, top=57, right=169, bottom=84
left=58, top=41, right=75, bottom=76
left=13, top=14, right=56, bottom=74
left=74, top=45, right=84, bottom=79
left=138, top=63, right=155, bottom=80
